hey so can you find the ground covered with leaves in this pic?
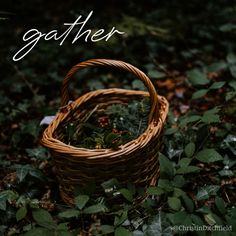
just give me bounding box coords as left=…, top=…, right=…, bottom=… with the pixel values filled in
left=0, top=0, right=236, bottom=235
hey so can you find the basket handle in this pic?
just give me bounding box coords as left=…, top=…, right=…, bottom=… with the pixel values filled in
left=61, top=59, right=159, bottom=124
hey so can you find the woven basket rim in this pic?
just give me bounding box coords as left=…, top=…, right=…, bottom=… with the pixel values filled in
left=41, top=88, right=169, bottom=158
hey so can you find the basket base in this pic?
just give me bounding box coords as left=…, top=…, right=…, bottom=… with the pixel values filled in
left=59, top=168, right=160, bottom=206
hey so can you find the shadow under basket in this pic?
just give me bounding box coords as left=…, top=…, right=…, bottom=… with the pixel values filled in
left=41, top=59, right=169, bottom=205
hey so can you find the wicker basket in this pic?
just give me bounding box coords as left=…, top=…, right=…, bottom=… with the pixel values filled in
left=41, top=59, right=169, bottom=205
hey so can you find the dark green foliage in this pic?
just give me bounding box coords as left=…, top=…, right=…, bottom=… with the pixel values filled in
left=65, top=98, right=150, bottom=149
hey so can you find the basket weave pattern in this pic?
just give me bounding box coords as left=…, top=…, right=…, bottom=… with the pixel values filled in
left=41, top=59, right=169, bottom=205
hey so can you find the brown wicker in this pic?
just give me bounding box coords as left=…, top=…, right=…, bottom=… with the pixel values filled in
left=41, top=59, right=169, bottom=205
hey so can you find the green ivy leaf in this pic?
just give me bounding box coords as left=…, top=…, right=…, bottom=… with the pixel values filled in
left=179, top=115, right=201, bottom=126
left=176, top=166, right=200, bottom=174
left=158, top=179, right=174, bottom=192
left=196, top=206, right=211, bottom=214
left=16, top=206, right=27, bottom=221
left=28, top=168, right=46, bottom=181
left=184, top=142, right=195, bottom=157
left=172, top=175, right=185, bottom=188
left=187, top=69, right=209, bottom=85
left=100, top=225, right=115, bottom=234
left=191, top=214, right=205, bottom=226
left=83, top=203, right=107, bottom=214
left=57, top=223, right=70, bottom=231
left=12, top=164, right=45, bottom=182
left=225, top=207, right=236, bottom=232
left=132, top=80, right=146, bottom=90
left=226, top=91, right=236, bottom=101
left=0, top=194, right=8, bottom=211
left=145, top=213, right=172, bottom=236
left=218, top=169, right=234, bottom=177
left=172, top=211, right=192, bottom=226
left=75, top=195, right=89, bottom=210
left=114, top=210, right=128, bottom=226
left=215, top=197, right=226, bottom=215
left=196, top=185, right=220, bottom=200
left=192, top=89, right=208, bottom=99
left=168, top=197, right=181, bottom=211
left=196, top=149, right=223, bottom=163
left=101, top=178, right=120, bottom=196
left=21, top=120, right=40, bottom=138
left=16, top=165, right=29, bottom=182
left=165, top=128, right=178, bottom=135
left=145, top=63, right=166, bottom=79
left=32, top=209, right=56, bottom=229
left=213, top=213, right=225, bottom=225
left=204, top=213, right=216, bottom=225
left=115, top=226, right=131, bottom=236
left=209, top=81, right=225, bottom=90
left=182, top=194, right=194, bottom=213
left=159, top=153, right=175, bottom=178
left=148, top=70, right=166, bottom=79
left=173, top=188, right=185, bottom=198
left=228, top=65, right=236, bottom=78
left=133, top=230, right=144, bottom=236
left=178, top=158, right=191, bottom=167
left=227, top=52, right=236, bottom=64
left=147, top=186, right=165, bottom=195
left=201, top=108, right=220, bottom=123
left=0, top=190, right=18, bottom=210
left=207, top=61, right=228, bottom=72
left=58, top=209, right=80, bottom=218
left=26, top=147, right=49, bottom=160
left=119, top=188, right=133, bottom=202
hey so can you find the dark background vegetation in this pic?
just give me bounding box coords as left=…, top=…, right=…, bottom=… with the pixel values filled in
left=0, top=0, right=236, bottom=235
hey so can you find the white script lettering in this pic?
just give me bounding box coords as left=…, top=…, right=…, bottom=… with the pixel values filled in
left=13, top=11, right=125, bottom=61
